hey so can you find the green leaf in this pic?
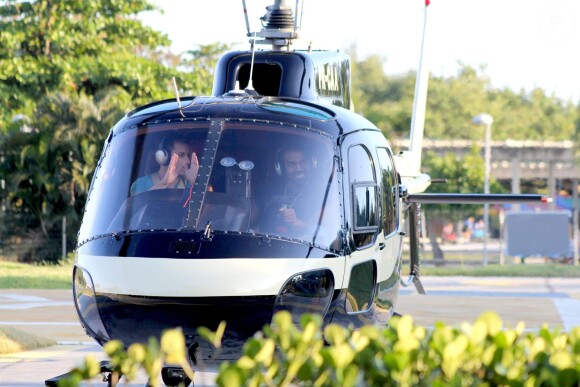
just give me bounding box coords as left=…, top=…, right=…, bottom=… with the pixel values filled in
left=549, top=351, right=573, bottom=369
left=529, top=337, right=547, bottom=360
left=160, top=328, right=186, bottom=365
left=552, top=334, right=568, bottom=351
left=396, top=315, right=414, bottom=339
left=254, top=339, right=275, bottom=366
left=328, top=343, right=354, bottom=369
left=470, top=320, right=488, bottom=344
left=127, top=343, right=146, bottom=363
left=324, top=324, right=347, bottom=346
left=394, top=336, right=420, bottom=353
left=237, top=356, right=256, bottom=370
left=342, top=364, right=360, bottom=387
left=494, top=332, right=508, bottom=348
left=104, top=340, right=124, bottom=357
left=301, top=320, right=318, bottom=344
left=350, top=330, right=370, bottom=352
left=82, top=354, right=101, bottom=378
left=273, top=311, right=293, bottom=334
left=216, top=367, right=245, bottom=387
left=477, top=311, right=503, bottom=336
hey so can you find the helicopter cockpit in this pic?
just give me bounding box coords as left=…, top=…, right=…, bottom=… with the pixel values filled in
left=78, top=118, right=342, bottom=252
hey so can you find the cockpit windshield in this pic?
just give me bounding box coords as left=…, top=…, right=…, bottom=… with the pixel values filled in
left=79, top=119, right=342, bottom=251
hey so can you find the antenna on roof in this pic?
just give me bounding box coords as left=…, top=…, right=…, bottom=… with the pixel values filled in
left=244, top=33, right=259, bottom=96
left=172, top=77, right=185, bottom=117
left=172, top=77, right=182, bottom=109
left=241, top=0, right=251, bottom=36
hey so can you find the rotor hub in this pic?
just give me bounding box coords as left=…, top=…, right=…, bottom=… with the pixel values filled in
left=262, top=2, right=294, bottom=31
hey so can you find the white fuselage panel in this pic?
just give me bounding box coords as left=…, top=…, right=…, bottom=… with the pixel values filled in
left=76, top=254, right=346, bottom=298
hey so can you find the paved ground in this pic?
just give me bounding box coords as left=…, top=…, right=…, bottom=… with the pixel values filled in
left=397, top=276, right=580, bottom=330
left=1, top=276, right=579, bottom=386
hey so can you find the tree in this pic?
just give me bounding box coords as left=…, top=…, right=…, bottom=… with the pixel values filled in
left=0, top=1, right=226, bottom=261
left=0, top=0, right=203, bottom=132
left=181, top=42, right=232, bottom=96
left=350, top=53, right=415, bottom=140
left=0, top=88, right=131, bottom=261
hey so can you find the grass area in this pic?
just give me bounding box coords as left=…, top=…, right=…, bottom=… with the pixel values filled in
left=417, top=263, right=580, bottom=277
left=0, top=326, right=56, bottom=354
left=403, top=244, right=580, bottom=276
left=421, top=251, right=503, bottom=262
left=0, top=260, right=72, bottom=289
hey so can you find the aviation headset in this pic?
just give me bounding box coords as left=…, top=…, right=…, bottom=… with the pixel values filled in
left=155, top=135, right=175, bottom=166
left=274, top=145, right=317, bottom=176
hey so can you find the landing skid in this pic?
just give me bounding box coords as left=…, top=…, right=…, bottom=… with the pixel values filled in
left=45, top=362, right=194, bottom=386
left=161, top=366, right=193, bottom=386
left=45, top=360, right=119, bottom=387
left=45, top=342, right=199, bottom=386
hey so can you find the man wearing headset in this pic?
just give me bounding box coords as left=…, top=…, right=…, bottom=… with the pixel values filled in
left=259, top=143, right=317, bottom=236
left=130, top=134, right=199, bottom=195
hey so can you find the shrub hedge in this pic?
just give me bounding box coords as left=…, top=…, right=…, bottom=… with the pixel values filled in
left=61, top=312, right=579, bottom=386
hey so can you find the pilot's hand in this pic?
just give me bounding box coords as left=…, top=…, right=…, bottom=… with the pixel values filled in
left=161, top=153, right=180, bottom=188
left=279, top=207, right=304, bottom=228
left=185, top=152, right=199, bottom=185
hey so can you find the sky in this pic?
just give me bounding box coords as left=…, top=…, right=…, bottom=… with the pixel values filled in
left=141, top=0, right=580, bottom=103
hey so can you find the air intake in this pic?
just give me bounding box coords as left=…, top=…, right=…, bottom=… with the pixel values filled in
left=170, top=240, right=200, bottom=254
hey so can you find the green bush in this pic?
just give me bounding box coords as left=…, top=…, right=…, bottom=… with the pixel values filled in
left=218, top=312, right=579, bottom=387
left=62, top=312, right=579, bottom=386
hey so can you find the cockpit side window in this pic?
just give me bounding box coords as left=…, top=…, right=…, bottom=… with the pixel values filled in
left=348, top=144, right=378, bottom=249
left=376, top=147, right=398, bottom=236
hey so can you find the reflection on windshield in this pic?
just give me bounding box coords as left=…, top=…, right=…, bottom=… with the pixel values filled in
left=79, top=120, right=342, bottom=251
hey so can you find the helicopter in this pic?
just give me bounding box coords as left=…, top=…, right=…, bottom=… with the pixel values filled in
left=47, top=0, right=548, bottom=385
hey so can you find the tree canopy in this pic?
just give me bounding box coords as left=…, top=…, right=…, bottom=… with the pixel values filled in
left=0, top=0, right=209, bottom=133
left=351, top=55, right=579, bottom=142
left=0, top=1, right=226, bottom=261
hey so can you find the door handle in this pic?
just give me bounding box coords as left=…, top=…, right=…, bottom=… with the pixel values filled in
left=378, top=242, right=386, bottom=250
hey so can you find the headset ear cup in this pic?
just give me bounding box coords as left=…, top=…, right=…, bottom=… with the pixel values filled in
left=156, top=135, right=172, bottom=166
left=155, top=149, right=169, bottom=165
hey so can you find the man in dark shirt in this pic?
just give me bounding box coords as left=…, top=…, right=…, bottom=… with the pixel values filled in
left=260, top=145, right=319, bottom=237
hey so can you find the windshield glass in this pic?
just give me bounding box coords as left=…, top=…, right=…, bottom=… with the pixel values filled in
left=79, top=119, right=342, bottom=251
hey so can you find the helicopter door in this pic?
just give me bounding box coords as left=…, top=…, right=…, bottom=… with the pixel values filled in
left=373, top=145, right=402, bottom=318
left=340, top=138, right=380, bottom=320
